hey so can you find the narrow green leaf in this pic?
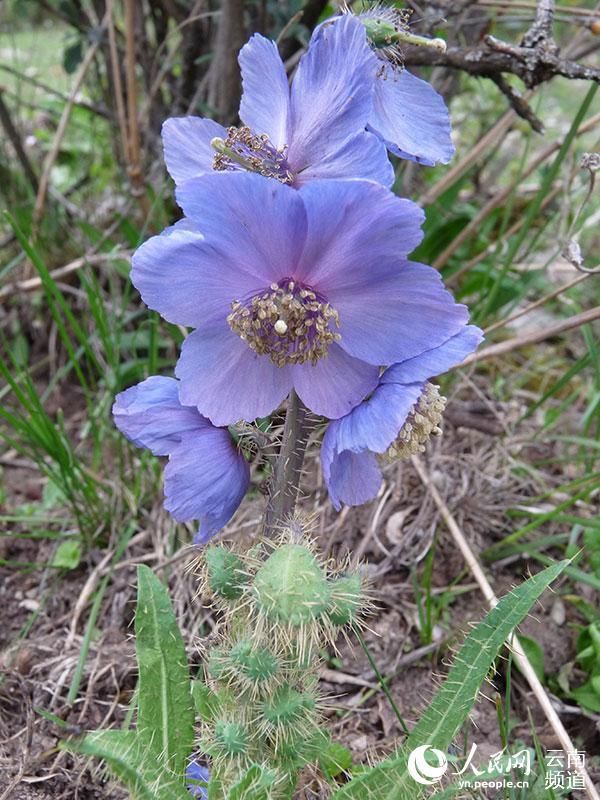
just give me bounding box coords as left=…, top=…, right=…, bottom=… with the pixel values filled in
left=331, top=561, right=568, bottom=800
left=191, top=679, right=220, bottom=721
left=135, top=565, right=195, bottom=772
left=226, top=763, right=277, bottom=799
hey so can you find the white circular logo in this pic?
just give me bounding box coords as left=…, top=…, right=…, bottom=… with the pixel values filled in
left=407, top=745, right=448, bottom=785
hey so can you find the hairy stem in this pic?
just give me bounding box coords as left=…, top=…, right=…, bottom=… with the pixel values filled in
left=263, top=391, right=311, bottom=537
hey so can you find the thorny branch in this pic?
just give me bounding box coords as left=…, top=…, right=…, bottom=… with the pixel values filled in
left=401, top=0, right=600, bottom=127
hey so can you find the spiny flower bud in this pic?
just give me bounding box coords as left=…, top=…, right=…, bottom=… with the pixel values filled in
left=213, top=720, right=248, bottom=756
left=262, top=684, right=316, bottom=727
left=385, top=382, right=446, bottom=461
left=253, top=544, right=330, bottom=625
left=204, top=546, right=250, bottom=600
left=327, top=573, right=363, bottom=626
left=230, top=640, right=280, bottom=684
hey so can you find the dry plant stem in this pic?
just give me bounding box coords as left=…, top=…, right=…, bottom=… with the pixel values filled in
left=0, top=89, right=39, bottom=193
left=263, top=391, right=312, bottom=537
left=106, top=0, right=130, bottom=166
left=124, top=0, right=151, bottom=219
left=411, top=455, right=600, bottom=800
left=484, top=272, right=590, bottom=334
left=33, top=12, right=107, bottom=226
left=461, top=305, right=600, bottom=366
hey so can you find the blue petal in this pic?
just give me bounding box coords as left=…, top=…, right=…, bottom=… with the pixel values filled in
left=176, top=326, right=293, bottom=427
left=164, top=426, right=249, bottom=540
left=322, top=424, right=382, bottom=510
left=288, top=15, right=378, bottom=175
left=369, top=66, right=454, bottom=166
left=162, top=116, right=227, bottom=186
left=239, top=34, right=290, bottom=148
left=327, top=381, right=425, bottom=456
left=294, top=130, right=394, bottom=187
left=382, top=326, right=484, bottom=384
left=292, top=343, right=379, bottom=420
left=112, top=376, right=209, bottom=456
left=187, top=759, right=210, bottom=799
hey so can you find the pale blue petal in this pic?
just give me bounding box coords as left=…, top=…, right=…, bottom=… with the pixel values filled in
left=239, top=34, right=290, bottom=148
left=162, top=116, right=227, bottom=185
left=369, top=67, right=454, bottom=166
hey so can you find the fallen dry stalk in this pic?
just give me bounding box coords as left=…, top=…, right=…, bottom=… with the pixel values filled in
left=461, top=305, right=600, bottom=366
left=411, top=455, right=600, bottom=800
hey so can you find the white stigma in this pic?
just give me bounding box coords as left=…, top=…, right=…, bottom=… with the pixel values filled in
left=274, top=319, right=288, bottom=336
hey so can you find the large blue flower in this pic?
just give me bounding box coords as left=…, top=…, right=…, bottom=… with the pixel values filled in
left=312, top=9, right=454, bottom=166
left=162, top=15, right=393, bottom=189
left=131, top=172, right=469, bottom=427
left=112, top=376, right=250, bottom=543
left=321, top=326, right=484, bottom=509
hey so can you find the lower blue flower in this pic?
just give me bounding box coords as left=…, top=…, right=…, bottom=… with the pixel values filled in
left=321, top=327, right=484, bottom=509
left=112, top=376, right=250, bottom=543
left=186, top=759, right=210, bottom=798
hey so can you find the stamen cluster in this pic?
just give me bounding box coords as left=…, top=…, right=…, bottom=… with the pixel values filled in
left=227, top=280, right=341, bottom=368
left=213, top=126, right=294, bottom=184
left=385, top=382, right=447, bottom=461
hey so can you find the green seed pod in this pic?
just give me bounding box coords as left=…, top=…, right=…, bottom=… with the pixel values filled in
left=362, top=17, right=397, bottom=49
left=327, top=574, right=363, bottom=626
left=262, top=684, right=315, bottom=727
left=214, top=720, right=248, bottom=756
left=205, top=546, right=249, bottom=600
left=254, top=544, right=330, bottom=625
left=230, top=640, right=279, bottom=683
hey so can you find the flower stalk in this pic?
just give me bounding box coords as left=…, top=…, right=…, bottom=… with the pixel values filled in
left=263, top=392, right=312, bottom=537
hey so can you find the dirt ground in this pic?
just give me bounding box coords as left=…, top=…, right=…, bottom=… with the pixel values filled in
left=1, top=382, right=599, bottom=798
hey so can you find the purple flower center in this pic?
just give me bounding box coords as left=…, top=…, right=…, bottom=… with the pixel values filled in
left=227, top=279, right=341, bottom=367
left=212, top=126, right=294, bottom=184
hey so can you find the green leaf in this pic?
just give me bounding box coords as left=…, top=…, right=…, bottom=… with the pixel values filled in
left=330, top=561, right=568, bottom=800
left=518, top=635, right=545, bottom=683
left=319, top=740, right=353, bottom=780
left=225, top=763, right=277, bottom=799
left=135, top=565, right=195, bottom=771
left=191, top=679, right=220, bottom=721
left=51, top=539, right=82, bottom=570
left=73, top=730, right=189, bottom=800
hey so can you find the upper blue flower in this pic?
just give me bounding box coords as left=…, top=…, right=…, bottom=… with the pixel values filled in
left=162, top=15, right=393, bottom=189
left=131, top=172, right=470, bottom=427
left=321, top=326, right=484, bottom=509
left=312, top=9, right=455, bottom=167
left=113, top=376, right=249, bottom=542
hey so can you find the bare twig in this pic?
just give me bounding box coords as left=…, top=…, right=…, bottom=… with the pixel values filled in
left=124, top=0, right=151, bottom=217
left=461, top=305, right=600, bottom=366
left=412, top=455, right=600, bottom=800
left=0, top=88, right=39, bottom=193
left=0, top=252, right=130, bottom=300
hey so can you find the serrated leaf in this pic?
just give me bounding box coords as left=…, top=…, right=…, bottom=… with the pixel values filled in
left=226, top=763, right=276, bottom=799
left=331, top=561, right=568, bottom=800
left=135, top=565, right=195, bottom=771
left=71, top=730, right=189, bottom=800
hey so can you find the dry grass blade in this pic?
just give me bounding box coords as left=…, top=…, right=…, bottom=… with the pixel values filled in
left=411, top=455, right=600, bottom=800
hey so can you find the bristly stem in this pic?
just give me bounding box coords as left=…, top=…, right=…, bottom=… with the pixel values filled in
left=263, top=391, right=312, bottom=537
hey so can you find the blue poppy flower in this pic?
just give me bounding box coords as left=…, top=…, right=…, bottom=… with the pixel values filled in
left=112, top=376, right=250, bottom=543
left=321, top=326, right=484, bottom=509
left=162, top=15, right=393, bottom=188
left=131, top=172, right=469, bottom=426
left=312, top=8, right=454, bottom=166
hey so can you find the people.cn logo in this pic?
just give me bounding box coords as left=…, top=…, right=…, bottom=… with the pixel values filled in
left=407, top=745, right=449, bottom=785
